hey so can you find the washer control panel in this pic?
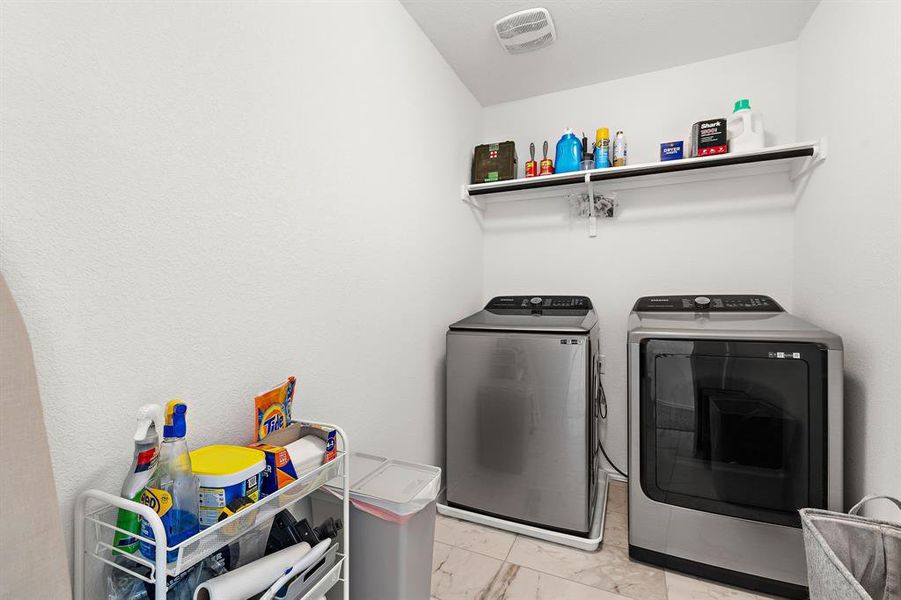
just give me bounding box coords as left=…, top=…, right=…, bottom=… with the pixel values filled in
left=633, top=294, right=783, bottom=312
left=487, top=295, right=592, bottom=311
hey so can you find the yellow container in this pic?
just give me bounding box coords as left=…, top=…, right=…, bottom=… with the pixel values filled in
left=190, top=445, right=266, bottom=528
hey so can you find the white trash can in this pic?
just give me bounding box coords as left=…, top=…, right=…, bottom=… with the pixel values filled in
left=322, top=452, right=441, bottom=600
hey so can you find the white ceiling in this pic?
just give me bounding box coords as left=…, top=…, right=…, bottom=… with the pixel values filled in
left=400, top=0, right=819, bottom=106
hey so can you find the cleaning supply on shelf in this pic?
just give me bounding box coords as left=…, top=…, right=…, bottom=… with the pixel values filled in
left=255, top=376, right=296, bottom=442
left=250, top=422, right=338, bottom=496
left=691, top=118, right=728, bottom=156
left=190, top=445, right=265, bottom=529
left=251, top=442, right=299, bottom=498
left=554, top=129, right=581, bottom=173
left=539, top=140, right=554, bottom=175
left=613, top=130, right=627, bottom=167
left=525, top=142, right=538, bottom=178
left=594, top=128, right=611, bottom=168
left=285, top=435, right=327, bottom=473
left=580, top=132, right=594, bottom=170
left=139, top=400, right=200, bottom=562
left=660, top=141, right=684, bottom=161
left=113, top=404, right=164, bottom=555
left=727, top=98, right=765, bottom=152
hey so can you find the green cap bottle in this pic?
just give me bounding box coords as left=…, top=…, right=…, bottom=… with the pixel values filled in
left=734, top=99, right=751, bottom=112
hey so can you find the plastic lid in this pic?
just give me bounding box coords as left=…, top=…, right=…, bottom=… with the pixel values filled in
left=190, top=445, right=266, bottom=483
left=595, top=128, right=609, bottom=141
left=349, top=452, right=441, bottom=506
left=163, top=400, right=187, bottom=438
left=734, top=98, right=751, bottom=112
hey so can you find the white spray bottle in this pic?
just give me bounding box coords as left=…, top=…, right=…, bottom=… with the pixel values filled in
left=113, top=404, right=164, bottom=555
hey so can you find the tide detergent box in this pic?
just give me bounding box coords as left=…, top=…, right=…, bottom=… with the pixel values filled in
left=254, top=376, right=295, bottom=442
left=248, top=442, right=298, bottom=497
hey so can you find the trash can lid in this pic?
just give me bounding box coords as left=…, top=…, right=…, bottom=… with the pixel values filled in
left=349, top=452, right=441, bottom=507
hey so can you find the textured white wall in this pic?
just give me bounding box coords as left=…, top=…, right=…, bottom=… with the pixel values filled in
left=0, top=0, right=482, bottom=563
left=479, top=43, right=800, bottom=474
left=794, top=1, right=901, bottom=518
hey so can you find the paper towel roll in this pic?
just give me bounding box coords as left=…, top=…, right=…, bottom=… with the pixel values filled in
left=193, top=542, right=312, bottom=600
left=285, top=435, right=326, bottom=473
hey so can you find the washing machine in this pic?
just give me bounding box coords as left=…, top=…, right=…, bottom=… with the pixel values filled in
left=628, top=294, right=843, bottom=598
left=446, top=295, right=601, bottom=535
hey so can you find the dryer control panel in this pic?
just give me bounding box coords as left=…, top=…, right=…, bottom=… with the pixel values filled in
left=486, top=295, right=592, bottom=314
left=633, top=294, right=783, bottom=312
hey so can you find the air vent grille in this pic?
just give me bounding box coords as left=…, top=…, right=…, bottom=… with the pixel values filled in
left=494, top=8, right=556, bottom=55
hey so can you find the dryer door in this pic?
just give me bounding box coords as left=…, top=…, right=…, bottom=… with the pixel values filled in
left=446, top=330, right=591, bottom=533
left=639, top=339, right=827, bottom=527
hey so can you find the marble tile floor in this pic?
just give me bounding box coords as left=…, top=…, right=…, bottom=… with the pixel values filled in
left=431, top=480, right=786, bottom=600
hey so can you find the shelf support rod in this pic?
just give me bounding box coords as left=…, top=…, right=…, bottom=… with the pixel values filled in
left=585, top=174, right=597, bottom=238
left=791, top=137, right=828, bottom=182
left=460, top=185, right=485, bottom=211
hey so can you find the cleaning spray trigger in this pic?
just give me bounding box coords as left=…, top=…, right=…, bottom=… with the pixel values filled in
left=134, top=404, right=164, bottom=442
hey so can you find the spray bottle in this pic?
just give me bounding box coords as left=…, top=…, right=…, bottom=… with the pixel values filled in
left=139, top=400, right=200, bottom=562
left=594, top=128, right=611, bottom=168
left=113, top=404, right=164, bottom=555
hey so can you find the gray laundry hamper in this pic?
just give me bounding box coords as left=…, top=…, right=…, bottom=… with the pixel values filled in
left=800, top=495, right=901, bottom=600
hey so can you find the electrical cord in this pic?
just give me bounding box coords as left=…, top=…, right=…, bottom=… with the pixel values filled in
left=597, top=377, right=628, bottom=478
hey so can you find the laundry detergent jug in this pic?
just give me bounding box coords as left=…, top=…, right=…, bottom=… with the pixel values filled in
left=727, top=99, right=765, bottom=153
left=554, top=129, right=582, bottom=173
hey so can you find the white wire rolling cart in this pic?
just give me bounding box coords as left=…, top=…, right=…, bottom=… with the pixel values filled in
left=74, top=421, right=350, bottom=600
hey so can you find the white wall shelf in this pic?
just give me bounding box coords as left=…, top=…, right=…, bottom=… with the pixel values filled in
left=461, top=140, right=825, bottom=236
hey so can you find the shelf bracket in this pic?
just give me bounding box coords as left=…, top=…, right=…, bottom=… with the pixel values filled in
left=585, top=174, right=597, bottom=237
left=791, top=137, right=828, bottom=182
left=461, top=185, right=485, bottom=211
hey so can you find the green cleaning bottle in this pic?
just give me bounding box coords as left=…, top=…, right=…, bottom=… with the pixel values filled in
left=113, top=404, right=163, bottom=555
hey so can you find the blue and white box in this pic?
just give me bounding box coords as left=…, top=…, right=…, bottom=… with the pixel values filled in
left=660, top=141, right=684, bottom=161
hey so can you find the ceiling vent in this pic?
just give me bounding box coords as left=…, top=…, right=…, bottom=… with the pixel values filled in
left=494, top=8, right=556, bottom=55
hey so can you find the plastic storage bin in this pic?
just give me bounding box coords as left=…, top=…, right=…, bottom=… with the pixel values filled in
left=316, top=452, right=441, bottom=600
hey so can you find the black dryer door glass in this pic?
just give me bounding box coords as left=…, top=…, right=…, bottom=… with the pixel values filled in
left=640, top=339, right=826, bottom=527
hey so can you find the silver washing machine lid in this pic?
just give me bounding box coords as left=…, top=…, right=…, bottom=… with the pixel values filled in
left=450, top=295, right=598, bottom=334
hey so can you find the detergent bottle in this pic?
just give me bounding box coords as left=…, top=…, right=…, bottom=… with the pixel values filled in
left=727, top=98, right=765, bottom=152
left=139, top=400, right=200, bottom=562
left=554, top=129, right=582, bottom=173
left=113, top=404, right=164, bottom=555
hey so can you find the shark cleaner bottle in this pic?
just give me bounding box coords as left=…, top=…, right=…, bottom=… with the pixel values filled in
left=139, top=400, right=200, bottom=562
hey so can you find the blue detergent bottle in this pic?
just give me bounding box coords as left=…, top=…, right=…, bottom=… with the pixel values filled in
left=139, top=400, right=200, bottom=562
left=554, top=129, right=582, bottom=173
